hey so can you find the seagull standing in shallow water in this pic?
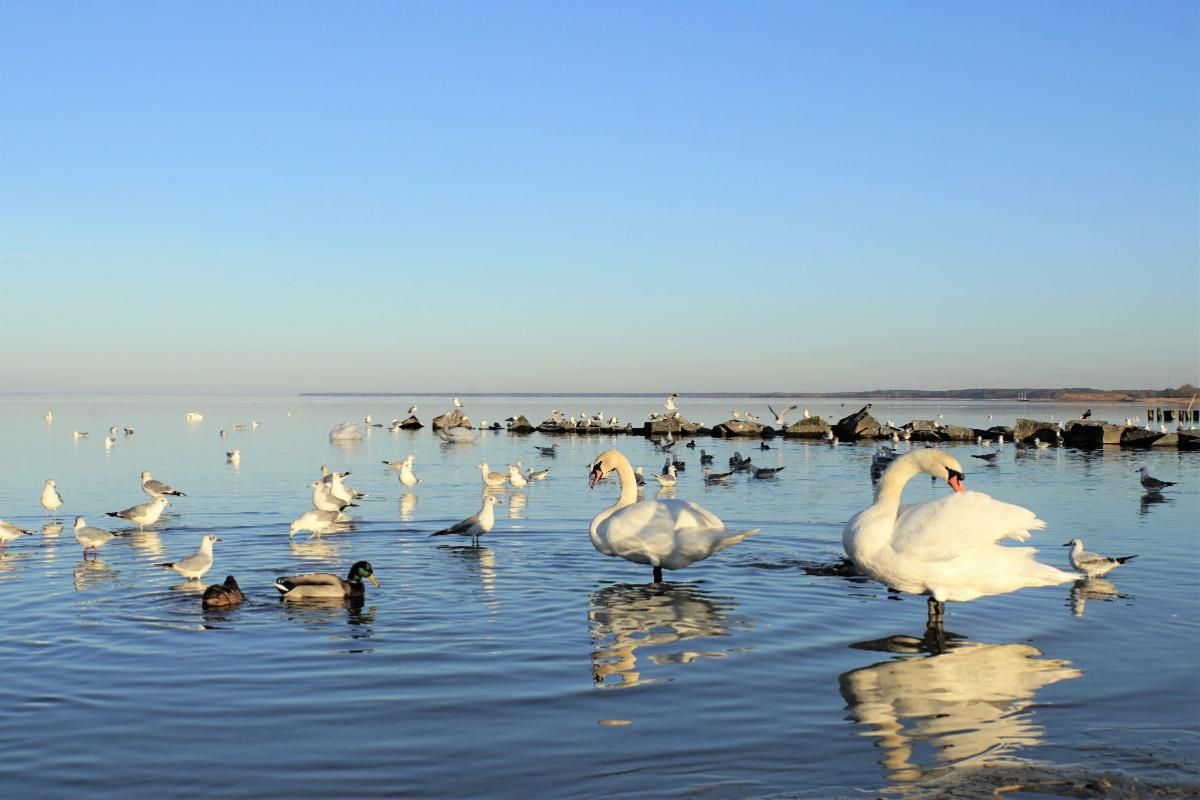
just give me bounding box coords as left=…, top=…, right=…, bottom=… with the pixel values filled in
left=430, top=496, right=500, bottom=544
left=1137, top=468, right=1175, bottom=492
left=1063, top=538, right=1136, bottom=577
left=159, top=534, right=220, bottom=580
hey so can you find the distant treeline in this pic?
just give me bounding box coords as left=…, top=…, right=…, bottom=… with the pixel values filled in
left=302, top=384, right=1198, bottom=400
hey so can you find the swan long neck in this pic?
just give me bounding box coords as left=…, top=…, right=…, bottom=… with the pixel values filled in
left=873, top=457, right=926, bottom=511
left=610, top=453, right=640, bottom=509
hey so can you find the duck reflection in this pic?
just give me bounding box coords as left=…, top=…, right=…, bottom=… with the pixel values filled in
left=399, top=491, right=418, bottom=522
left=1139, top=491, right=1169, bottom=516
left=839, top=633, right=1081, bottom=783
left=73, top=558, right=119, bottom=591
left=1068, top=577, right=1126, bottom=617
left=278, top=595, right=376, bottom=640
left=589, top=582, right=743, bottom=688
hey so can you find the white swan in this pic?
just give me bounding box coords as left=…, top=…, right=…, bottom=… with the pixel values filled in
left=843, top=449, right=1076, bottom=626
left=587, top=449, right=758, bottom=582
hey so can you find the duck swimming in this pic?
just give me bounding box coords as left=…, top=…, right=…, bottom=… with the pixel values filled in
left=202, top=576, right=246, bottom=609
left=275, top=561, right=379, bottom=601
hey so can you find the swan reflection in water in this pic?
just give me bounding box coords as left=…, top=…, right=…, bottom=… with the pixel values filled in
left=589, top=582, right=745, bottom=688
left=1069, top=577, right=1127, bottom=617
left=840, top=632, right=1081, bottom=783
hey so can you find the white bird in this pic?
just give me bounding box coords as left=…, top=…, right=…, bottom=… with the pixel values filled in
left=768, top=404, right=798, bottom=427
left=327, top=471, right=365, bottom=504
left=478, top=463, right=509, bottom=488
left=0, top=519, right=34, bottom=550
left=399, top=455, right=421, bottom=487
left=525, top=467, right=551, bottom=481
left=1063, top=538, right=1137, bottom=578
left=158, top=533, right=220, bottom=580
left=74, top=516, right=126, bottom=558
left=803, top=409, right=811, bottom=419
left=45, top=410, right=53, bottom=422
left=364, top=414, right=373, bottom=425
left=664, top=393, right=678, bottom=412
left=408, top=404, right=418, bottom=414
left=142, top=471, right=186, bottom=498
left=73, top=431, right=88, bottom=439
left=106, top=496, right=170, bottom=528
left=430, top=496, right=500, bottom=542
left=226, top=449, right=240, bottom=465
left=251, top=420, right=261, bottom=428
left=731, top=411, right=743, bottom=420
left=453, top=397, right=463, bottom=409
left=289, top=508, right=346, bottom=538
left=185, top=412, right=203, bottom=421
left=652, top=462, right=677, bottom=488
left=587, top=450, right=758, bottom=582
left=104, top=435, right=116, bottom=449
left=843, top=449, right=1077, bottom=626
left=507, top=464, right=528, bottom=489
left=41, top=479, right=64, bottom=514
left=1033, top=437, right=1051, bottom=449
left=311, top=480, right=354, bottom=513
left=1137, top=467, right=1175, bottom=492
left=329, top=422, right=365, bottom=441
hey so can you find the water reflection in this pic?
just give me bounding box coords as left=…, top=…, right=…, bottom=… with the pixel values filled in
left=839, top=634, right=1081, bottom=783
left=277, top=596, right=377, bottom=647
left=128, top=531, right=166, bottom=557
left=399, top=491, right=418, bottom=522
left=1139, top=491, right=1170, bottom=516
left=73, top=559, right=119, bottom=591
left=43, top=521, right=63, bottom=538
left=0, top=550, right=33, bottom=581
left=289, top=536, right=343, bottom=562
left=438, top=544, right=498, bottom=611
left=589, top=582, right=744, bottom=689
left=507, top=490, right=527, bottom=519
left=1068, top=577, right=1126, bottom=617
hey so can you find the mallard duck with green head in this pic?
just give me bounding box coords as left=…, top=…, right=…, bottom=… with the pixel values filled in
left=274, top=560, right=378, bottom=601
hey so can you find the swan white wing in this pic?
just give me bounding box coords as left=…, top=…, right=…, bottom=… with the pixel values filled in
left=597, top=499, right=747, bottom=569
left=890, top=491, right=1046, bottom=562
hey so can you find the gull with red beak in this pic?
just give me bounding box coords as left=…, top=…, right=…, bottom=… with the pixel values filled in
left=843, top=449, right=1075, bottom=628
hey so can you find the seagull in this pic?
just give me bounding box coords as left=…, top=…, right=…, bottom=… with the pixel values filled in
left=731, top=410, right=743, bottom=420
left=1033, top=437, right=1051, bottom=449
left=251, top=421, right=260, bottom=429
left=507, top=464, right=528, bottom=489
left=74, top=516, right=128, bottom=559
left=525, top=467, right=551, bottom=481
left=430, top=496, right=500, bottom=543
left=398, top=455, right=421, bottom=487
left=106, top=496, right=170, bottom=528
left=104, top=435, right=116, bottom=450
left=453, top=397, right=463, bottom=409
left=664, top=393, right=678, bottom=412
left=803, top=409, right=811, bottom=419
left=478, top=463, right=509, bottom=488
left=1063, top=538, right=1137, bottom=577
left=972, top=451, right=999, bottom=462
left=704, top=468, right=735, bottom=484
left=1081, top=409, right=1092, bottom=420
left=311, top=481, right=355, bottom=514
left=0, top=519, right=34, bottom=551
left=289, top=508, right=346, bottom=538
left=45, top=410, right=53, bottom=422
left=753, top=466, right=785, bottom=479
left=41, top=479, right=64, bottom=515
left=653, top=462, right=677, bottom=488
left=1137, top=468, right=1175, bottom=492
left=124, top=427, right=135, bottom=435
left=158, top=534, right=220, bottom=580
left=634, top=466, right=646, bottom=487
left=73, top=431, right=88, bottom=439
left=768, top=404, right=798, bottom=427
left=142, top=471, right=186, bottom=498
left=408, top=404, right=418, bottom=414
left=226, top=449, right=240, bottom=465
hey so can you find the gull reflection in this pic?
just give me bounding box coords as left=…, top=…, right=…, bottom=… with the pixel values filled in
left=1068, top=577, right=1126, bottom=617
left=589, top=582, right=744, bottom=689
left=0, top=551, right=33, bottom=581
left=43, top=521, right=63, bottom=538
left=507, top=490, right=527, bottom=519
left=438, top=544, right=498, bottom=611
left=1139, top=491, right=1169, bottom=516
left=399, top=491, right=418, bottom=522
left=128, top=530, right=166, bottom=557
left=839, top=634, right=1081, bottom=783
left=73, top=559, right=119, bottom=592
left=290, top=536, right=343, bottom=563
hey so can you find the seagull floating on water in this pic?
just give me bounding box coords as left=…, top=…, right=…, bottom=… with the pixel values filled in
left=158, top=534, right=220, bottom=580
left=142, top=471, right=187, bottom=498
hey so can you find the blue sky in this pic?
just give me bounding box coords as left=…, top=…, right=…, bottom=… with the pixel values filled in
left=2, top=1, right=1196, bottom=393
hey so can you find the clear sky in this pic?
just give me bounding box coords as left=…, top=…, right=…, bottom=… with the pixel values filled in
left=2, top=1, right=1196, bottom=393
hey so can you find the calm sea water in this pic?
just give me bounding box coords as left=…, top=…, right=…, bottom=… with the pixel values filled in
left=1, top=395, right=1197, bottom=798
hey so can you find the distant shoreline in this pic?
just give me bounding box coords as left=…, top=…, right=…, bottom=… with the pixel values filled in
left=299, top=389, right=1196, bottom=404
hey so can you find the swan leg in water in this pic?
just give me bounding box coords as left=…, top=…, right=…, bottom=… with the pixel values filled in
left=653, top=566, right=663, bottom=583
left=927, top=597, right=945, bottom=627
